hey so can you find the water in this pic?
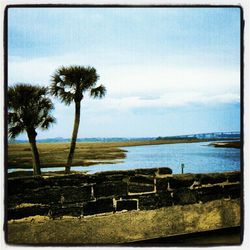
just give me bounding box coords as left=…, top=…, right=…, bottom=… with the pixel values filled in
left=9, top=141, right=240, bottom=174
left=82, top=141, right=240, bottom=174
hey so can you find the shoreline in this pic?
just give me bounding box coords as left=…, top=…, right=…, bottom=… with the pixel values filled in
left=208, top=141, right=240, bottom=149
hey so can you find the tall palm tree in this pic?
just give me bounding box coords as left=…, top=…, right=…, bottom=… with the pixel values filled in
left=8, top=84, right=55, bottom=175
left=50, top=66, right=106, bottom=174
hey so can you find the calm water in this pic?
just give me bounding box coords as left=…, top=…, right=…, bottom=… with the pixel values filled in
left=9, top=141, right=240, bottom=174
left=82, top=141, right=240, bottom=174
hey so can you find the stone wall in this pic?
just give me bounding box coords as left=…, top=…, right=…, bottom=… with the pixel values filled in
left=7, top=168, right=241, bottom=220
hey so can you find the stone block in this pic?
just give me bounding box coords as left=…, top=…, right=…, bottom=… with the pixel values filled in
left=8, top=177, right=46, bottom=195
left=169, top=175, right=195, bottom=189
left=8, top=205, right=49, bottom=220
left=227, top=172, right=241, bottom=183
left=49, top=205, right=83, bottom=218
left=138, top=193, right=172, bottom=210
left=128, top=184, right=155, bottom=194
left=156, top=178, right=171, bottom=192
left=9, top=185, right=92, bottom=205
left=223, top=183, right=241, bottom=199
left=129, top=175, right=154, bottom=185
left=138, top=194, right=159, bottom=210
left=199, top=173, right=227, bottom=185
left=134, top=168, right=157, bottom=176
left=116, top=200, right=138, bottom=211
left=8, top=187, right=61, bottom=205
left=157, top=192, right=173, bottom=207
left=83, top=198, right=114, bottom=215
left=94, top=173, right=126, bottom=182
left=157, top=167, right=173, bottom=175
left=173, top=189, right=197, bottom=205
left=196, top=186, right=225, bottom=202
left=94, top=181, right=127, bottom=198
left=59, top=186, right=92, bottom=203
left=45, top=175, right=91, bottom=187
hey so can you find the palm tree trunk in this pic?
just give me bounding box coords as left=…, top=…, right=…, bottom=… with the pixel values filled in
left=66, top=101, right=81, bottom=174
left=27, top=129, right=41, bottom=175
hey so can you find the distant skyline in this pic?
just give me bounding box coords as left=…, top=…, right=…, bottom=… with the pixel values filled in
left=8, top=7, right=241, bottom=139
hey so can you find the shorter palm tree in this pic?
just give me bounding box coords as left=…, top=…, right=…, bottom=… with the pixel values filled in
left=8, top=84, right=56, bottom=175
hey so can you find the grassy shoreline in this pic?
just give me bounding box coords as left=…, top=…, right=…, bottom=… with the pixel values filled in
left=8, top=138, right=239, bottom=171
left=208, top=141, right=240, bottom=149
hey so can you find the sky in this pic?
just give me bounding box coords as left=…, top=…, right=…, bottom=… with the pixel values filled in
left=7, top=7, right=241, bottom=139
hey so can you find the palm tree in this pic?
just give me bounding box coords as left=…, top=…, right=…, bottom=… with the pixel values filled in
left=8, top=84, right=55, bottom=175
left=50, top=66, right=106, bottom=174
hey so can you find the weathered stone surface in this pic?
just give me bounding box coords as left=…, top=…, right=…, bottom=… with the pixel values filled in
left=8, top=177, right=46, bottom=195
left=223, top=183, right=241, bottom=199
left=8, top=205, right=50, bottom=220
left=83, top=198, right=114, bottom=215
left=199, top=173, right=228, bottom=185
left=8, top=175, right=91, bottom=195
left=94, top=181, right=127, bottom=198
left=7, top=168, right=241, bottom=220
left=9, top=185, right=92, bottom=206
left=196, top=186, right=225, bottom=203
left=45, top=175, right=91, bottom=186
left=227, top=172, right=241, bottom=183
left=60, top=186, right=93, bottom=203
left=129, top=175, right=154, bottom=185
left=157, top=193, right=173, bottom=207
left=157, top=167, right=173, bottom=175
left=156, top=178, right=171, bottom=192
left=49, top=205, right=83, bottom=218
left=94, top=170, right=135, bottom=178
left=93, top=173, right=126, bottom=182
left=134, top=168, right=157, bottom=176
left=138, top=193, right=172, bottom=210
left=169, top=175, right=196, bottom=189
left=173, top=189, right=197, bottom=205
left=128, top=184, right=155, bottom=194
left=116, top=200, right=138, bottom=211
left=9, top=187, right=61, bottom=205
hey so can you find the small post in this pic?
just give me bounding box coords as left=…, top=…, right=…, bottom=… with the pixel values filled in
left=181, top=163, right=185, bottom=174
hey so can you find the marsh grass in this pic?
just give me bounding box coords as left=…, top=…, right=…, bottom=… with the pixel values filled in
left=8, top=142, right=127, bottom=169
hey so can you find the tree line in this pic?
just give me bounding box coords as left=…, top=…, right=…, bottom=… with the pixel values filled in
left=8, top=65, right=106, bottom=175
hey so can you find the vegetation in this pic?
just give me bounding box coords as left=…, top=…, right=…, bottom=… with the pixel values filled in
left=8, top=84, right=55, bottom=175
left=50, top=65, right=106, bottom=174
left=8, top=141, right=126, bottom=170
left=208, top=141, right=241, bottom=149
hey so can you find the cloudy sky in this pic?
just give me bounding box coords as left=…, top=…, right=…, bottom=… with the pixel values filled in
left=8, top=7, right=241, bottom=139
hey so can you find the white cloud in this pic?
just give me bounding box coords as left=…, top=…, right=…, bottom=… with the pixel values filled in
left=101, top=65, right=240, bottom=96
left=83, top=92, right=239, bottom=113
left=8, top=54, right=240, bottom=110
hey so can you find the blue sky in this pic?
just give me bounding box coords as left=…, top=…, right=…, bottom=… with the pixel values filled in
left=8, top=7, right=241, bottom=139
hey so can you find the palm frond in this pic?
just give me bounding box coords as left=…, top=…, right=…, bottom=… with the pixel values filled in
left=38, top=97, right=54, bottom=111
left=50, top=77, right=75, bottom=105
left=79, top=66, right=99, bottom=91
left=8, top=84, right=47, bottom=110
left=8, top=112, right=20, bottom=125
left=8, top=124, right=24, bottom=139
left=51, top=65, right=102, bottom=103
left=90, top=85, right=107, bottom=99
left=8, top=83, right=55, bottom=137
left=40, top=115, right=56, bottom=129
